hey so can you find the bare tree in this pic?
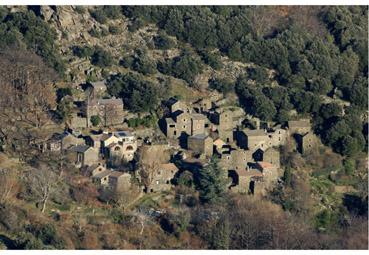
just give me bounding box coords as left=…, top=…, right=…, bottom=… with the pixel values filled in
left=0, top=48, right=58, bottom=157
left=25, top=164, right=61, bottom=213
left=135, top=144, right=171, bottom=189
left=0, top=168, right=18, bottom=205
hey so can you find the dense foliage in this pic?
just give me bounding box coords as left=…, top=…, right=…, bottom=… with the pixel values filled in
left=0, top=8, right=65, bottom=74
left=107, top=72, right=160, bottom=113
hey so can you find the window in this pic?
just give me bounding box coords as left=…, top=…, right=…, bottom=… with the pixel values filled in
left=156, top=180, right=159, bottom=185
left=126, top=145, right=134, bottom=151
left=183, top=125, right=186, bottom=128
left=169, top=124, right=175, bottom=128
left=114, top=146, right=121, bottom=151
left=174, top=131, right=177, bottom=136
left=166, top=180, right=170, bottom=184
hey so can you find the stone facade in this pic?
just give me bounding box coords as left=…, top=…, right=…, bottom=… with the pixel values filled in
left=212, top=110, right=233, bottom=131
left=105, top=131, right=137, bottom=163
left=288, top=119, right=311, bottom=135
left=69, top=145, right=99, bottom=168
left=147, top=163, right=179, bottom=192
left=237, top=129, right=268, bottom=151
left=165, top=111, right=207, bottom=139
left=219, top=149, right=252, bottom=172
left=108, top=171, right=131, bottom=192
left=86, top=97, right=124, bottom=127
left=296, top=132, right=318, bottom=154
left=187, top=134, right=213, bottom=157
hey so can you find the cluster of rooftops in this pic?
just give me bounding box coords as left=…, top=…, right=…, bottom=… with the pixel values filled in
left=38, top=81, right=318, bottom=195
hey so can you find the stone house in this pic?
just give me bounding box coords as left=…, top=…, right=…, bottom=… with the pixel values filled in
left=213, top=138, right=226, bottom=154
left=187, top=134, right=213, bottom=157
left=237, top=129, right=268, bottom=151
left=268, top=126, right=288, bottom=147
left=68, top=145, right=99, bottom=168
left=92, top=170, right=112, bottom=186
left=108, top=171, right=131, bottom=192
left=253, top=147, right=280, bottom=168
left=42, top=131, right=85, bottom=152
left=86, top=97, right=124, bottom=127
left=288, top=119, right=311, bottom=135
left=219, top=149, right=253, bottom=172
left=84, top=162, right=106, bottom=177
left=166, top=98, right=191, bottom=114
left=296, top=132, right=318, bottom=154
left=237, top=128, right=287, bottom=152
left=164, top=111, right=208, bottom=139
left=212, top=109, right=233, bottom=131
left=194, top=97, right=212, bottom=113
left=228, top=168, right=263, bottom=194
left=255, top=161, right=279, bottom=183
left=85, top=134, right=104, bottom=152
left=218, top=129, right=234, bottom=144
left=86, top=80, right=107, bottom=98
left=191, top=114, right=207, bottom=135
left=147, top=163, right=179, bottom=192
left=105, top=131, right=137, bottom=163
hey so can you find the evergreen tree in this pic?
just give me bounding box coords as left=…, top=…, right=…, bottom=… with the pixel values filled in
left=198, top=157, right=227, bottom=204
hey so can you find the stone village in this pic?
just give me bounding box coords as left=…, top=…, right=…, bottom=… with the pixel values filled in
left=38, top=80, right=319, bottom=198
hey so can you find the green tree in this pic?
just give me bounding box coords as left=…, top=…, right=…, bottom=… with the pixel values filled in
left=107, top=72, right=159, bottom=113
left=198, top=157, right=227, bottom=204
left=90, top=115, right=101, bottom=126
left=91, top=47, right=113, bottom=67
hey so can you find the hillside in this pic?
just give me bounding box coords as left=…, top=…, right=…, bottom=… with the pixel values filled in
left=0, top=5, right=367, bottom=250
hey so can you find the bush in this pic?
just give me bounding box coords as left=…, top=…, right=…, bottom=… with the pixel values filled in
left=154, top=32, right=176, bottom=50
left=199, top=50, right=223, bottom=70
left=72, top=45, right=93, bottom=58
left=91, top=47, right=113, bottom=67
left=109, top=25, right=121, bottom=35
left=208, top=78, right=234, bottom=95
left=248, top=66, right=269, bottom=83
left=90, top=8, right=108, bottom=24
left=90, top=115, right=101, bottom=126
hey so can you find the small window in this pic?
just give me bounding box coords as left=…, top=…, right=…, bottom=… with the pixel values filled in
left=183, top=125, right=186, bottom=128
left=166, top=180, right=170, bottom=184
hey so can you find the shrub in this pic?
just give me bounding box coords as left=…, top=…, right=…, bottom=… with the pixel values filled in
left=91, top=47, right=113, bottom=67
left=109, top=25, right=121, bottom=35
left=72, top=45, right=94, bottom=58
left=90, top=115, right=101, bottom=126
left=154, top=32, right=176, bottom=50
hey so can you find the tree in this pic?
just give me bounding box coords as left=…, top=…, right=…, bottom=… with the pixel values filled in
left=25, top=165, right=61, bottom=213
left=208, top=77, right=234, bottom=95
left=248, top=66, right=269, bottom=83
left=107, top=72, right=160, bottom=113
left=0, top=48, right=57, bottom=158
left=198, top=157, right=227, bottom=204
left=90, top=115, right=101, bottom=127
left=0, top=168, right=18, bottom=205
left=91, top=47, right=113, bottom=67
left=154, top=31, right=176, bottom=50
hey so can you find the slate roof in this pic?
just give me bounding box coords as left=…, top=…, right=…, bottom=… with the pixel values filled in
left=69, top=145, right=91, bottom=153
left=244, top=129, right=267, bottom=137
left=93, top=170, right=112, bottom=179
left=288, top=120, right=310, bottom=128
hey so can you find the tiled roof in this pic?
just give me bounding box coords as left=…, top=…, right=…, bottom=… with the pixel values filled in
left=256, top=161, right=274, bottom=169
